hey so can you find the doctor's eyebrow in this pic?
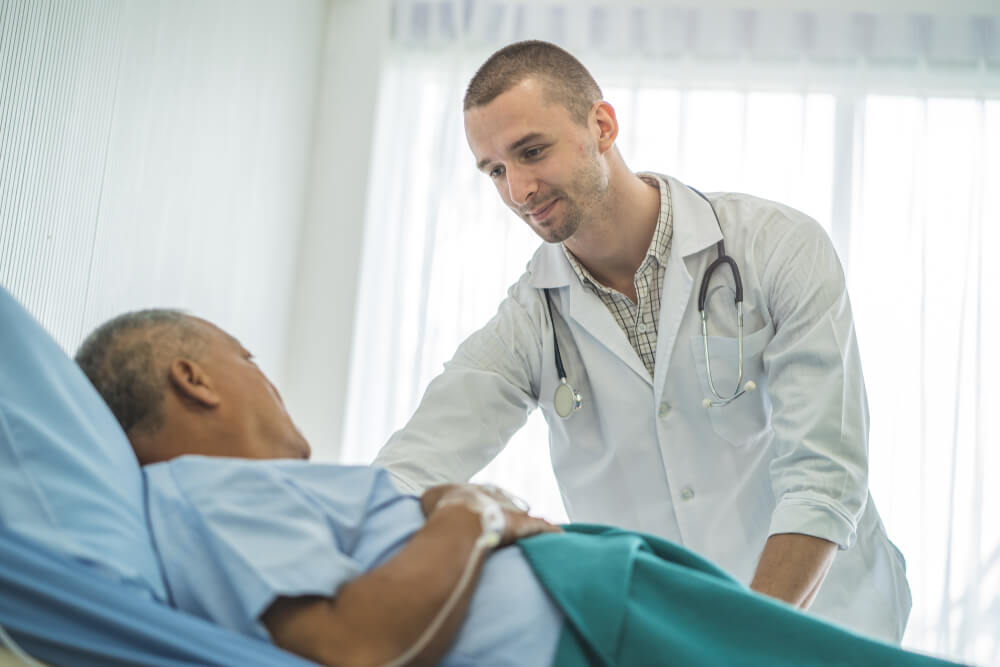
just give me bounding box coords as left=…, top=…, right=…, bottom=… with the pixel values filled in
left=476, top=132, right=547, bottom=171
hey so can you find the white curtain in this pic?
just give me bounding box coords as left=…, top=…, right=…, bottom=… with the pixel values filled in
left=850, top=96, right=1000, bottom=660
left=343, top=1, right=1000, bottom=661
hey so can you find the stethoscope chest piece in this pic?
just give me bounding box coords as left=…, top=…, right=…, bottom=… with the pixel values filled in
left=554, top=378, right=583, bottom=418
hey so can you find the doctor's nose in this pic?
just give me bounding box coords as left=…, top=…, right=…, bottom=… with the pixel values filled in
left=506, top=167, right=537, bottom=207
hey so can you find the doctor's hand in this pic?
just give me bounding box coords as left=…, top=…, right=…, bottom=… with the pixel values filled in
left=420, top=483, right=562, bottom=547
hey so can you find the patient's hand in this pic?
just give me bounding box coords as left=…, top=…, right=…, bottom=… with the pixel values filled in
left=420, top=483, right=523, bottom=516
left=420, top=483, right=561, bottom=547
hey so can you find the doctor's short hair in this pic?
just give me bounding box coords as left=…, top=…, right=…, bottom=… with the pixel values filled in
left=75, top=309, right=205, bottom=436
left=464, top=40, right=603, bottom=126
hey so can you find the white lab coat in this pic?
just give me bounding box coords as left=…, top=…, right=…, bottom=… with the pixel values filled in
left=375, top=175, right=911, bottom=643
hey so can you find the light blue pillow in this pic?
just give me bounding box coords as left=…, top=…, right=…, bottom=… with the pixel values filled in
left=0, top=287, right=166, bottom=601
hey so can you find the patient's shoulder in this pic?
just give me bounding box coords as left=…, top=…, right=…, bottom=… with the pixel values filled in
left=144, top=456, right=402, bottom=516
left=145, top=454, right=353, bottom=480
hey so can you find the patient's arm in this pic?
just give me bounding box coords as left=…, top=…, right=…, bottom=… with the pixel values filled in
left=262, top=485, right=559, bottom=667
left=749, top=532, right=837, bottom=609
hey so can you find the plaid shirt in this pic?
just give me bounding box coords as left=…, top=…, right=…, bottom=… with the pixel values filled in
left=562, top=173, right=673, bottom=377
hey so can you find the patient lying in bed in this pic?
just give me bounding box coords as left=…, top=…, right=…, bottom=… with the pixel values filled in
left=75, top=310, right=954, bottom=667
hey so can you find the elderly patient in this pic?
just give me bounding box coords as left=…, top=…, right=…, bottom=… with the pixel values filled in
left=75, top=311, right=950, bottom=667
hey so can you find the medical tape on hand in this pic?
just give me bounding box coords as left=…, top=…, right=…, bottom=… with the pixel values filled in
left=471, top=493, right=506, bottom=548
left=479, top=484, right=530, bottom=513
left=435, top=489, right=507, bottom=547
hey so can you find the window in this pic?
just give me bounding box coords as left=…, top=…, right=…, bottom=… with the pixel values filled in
left=345, top=26, right=999, bottom=657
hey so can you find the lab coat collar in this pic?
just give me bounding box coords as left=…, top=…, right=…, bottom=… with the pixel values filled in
left=525, top=173, right=722, bottom=290
left=660, top=174, right=722, bottom=259
left=526, top=242, right=575, bottom=289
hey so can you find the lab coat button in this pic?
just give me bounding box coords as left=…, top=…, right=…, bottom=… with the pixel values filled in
left=680, top=487, right=695, bottom=501
left=658, top=402, right=670, bottom=418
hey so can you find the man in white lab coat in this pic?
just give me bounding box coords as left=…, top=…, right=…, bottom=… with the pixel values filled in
left=374, top=40, right=911, bottom=643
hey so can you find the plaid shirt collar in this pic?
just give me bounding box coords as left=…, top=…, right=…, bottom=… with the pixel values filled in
left=562, top=173, right=673, bottom=292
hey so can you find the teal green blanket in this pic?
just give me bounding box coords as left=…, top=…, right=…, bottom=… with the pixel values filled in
left=518, top=524, right=956, bottom=667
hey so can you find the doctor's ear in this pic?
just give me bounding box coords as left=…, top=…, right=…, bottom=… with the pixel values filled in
left=591, top=101, right=619, bottom=153
left=167, top=358, right=221, bottom=409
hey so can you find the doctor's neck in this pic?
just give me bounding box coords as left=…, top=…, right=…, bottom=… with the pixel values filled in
left=564, top=156, right=661, bottom=297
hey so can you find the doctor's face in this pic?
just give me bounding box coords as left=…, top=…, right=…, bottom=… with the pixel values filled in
left=464, top=78, right=610, bottom=244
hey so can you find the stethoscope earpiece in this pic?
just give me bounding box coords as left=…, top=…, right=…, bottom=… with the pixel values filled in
left=703, top=380, right=756, bottom=408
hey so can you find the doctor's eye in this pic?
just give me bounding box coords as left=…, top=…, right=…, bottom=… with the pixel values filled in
left=489, top=165, right=506, bottom=179
left=523, top=146, right=545, bottom=160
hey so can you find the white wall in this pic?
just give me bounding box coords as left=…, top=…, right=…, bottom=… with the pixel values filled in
left=282, top=0, right=392, bottom=461
left=0, top=0, right=327, bottom=388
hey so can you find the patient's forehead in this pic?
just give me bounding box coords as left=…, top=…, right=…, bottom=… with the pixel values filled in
left=188, top=317, right=243, bottom=351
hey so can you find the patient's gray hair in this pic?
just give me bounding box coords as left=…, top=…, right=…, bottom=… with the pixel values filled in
left=75, top=310, right=205, bottom=435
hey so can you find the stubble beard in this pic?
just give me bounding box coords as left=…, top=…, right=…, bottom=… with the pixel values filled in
left=534, top=191, right=578, bottom=244
left=529, top=152, right=608, bottom=245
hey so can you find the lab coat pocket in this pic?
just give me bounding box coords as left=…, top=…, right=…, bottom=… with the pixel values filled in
left=689, top=322, right=773, bottom=447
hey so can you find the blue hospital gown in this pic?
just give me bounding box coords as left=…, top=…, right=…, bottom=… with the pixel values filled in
left=144, top=456, right=563, bottom=666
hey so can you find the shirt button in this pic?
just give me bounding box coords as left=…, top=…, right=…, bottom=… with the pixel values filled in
left=637, top=323, right=648, bottom=334
left=680, top=487, right=695, bottom=501
left=658, top=402, right=670, bottom=418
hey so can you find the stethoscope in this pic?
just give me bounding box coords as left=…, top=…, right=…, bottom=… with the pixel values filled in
left=690, top=187, right=757, bottom=409
left=543, top=185, right=756, bottom=419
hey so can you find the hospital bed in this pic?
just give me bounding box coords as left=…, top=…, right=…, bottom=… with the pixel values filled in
left=0, top=526, right=318, bottom=666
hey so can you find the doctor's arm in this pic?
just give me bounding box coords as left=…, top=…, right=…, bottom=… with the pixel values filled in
left=749, top=211, right=871, bottom=609
left=374, top=288, right=545, bottom=493
left=750, top=533, right=837, bottom=608
left=262, top=485, right=559, bottom=667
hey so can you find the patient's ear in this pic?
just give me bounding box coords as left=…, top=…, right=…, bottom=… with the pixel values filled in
left=167, top=358, right=221, bottom=408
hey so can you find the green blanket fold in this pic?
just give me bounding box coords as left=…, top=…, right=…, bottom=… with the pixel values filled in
left=518, top=524, right=957, bottom=667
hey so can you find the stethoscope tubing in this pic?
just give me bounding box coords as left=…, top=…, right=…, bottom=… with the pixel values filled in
left=544, top=288, right=569, bottom=381
left=689, top=187, right=750, bottom=407
left=545, top=184, right=751, bottom=417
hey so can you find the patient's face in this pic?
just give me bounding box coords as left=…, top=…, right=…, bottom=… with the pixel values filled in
left=191, top=318, right=311, bottom=461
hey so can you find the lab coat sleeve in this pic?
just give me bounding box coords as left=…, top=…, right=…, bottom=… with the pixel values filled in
left=751, top=202, right=870, bottom=550
left=374, top=280, right=545, bottom=494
